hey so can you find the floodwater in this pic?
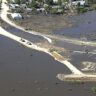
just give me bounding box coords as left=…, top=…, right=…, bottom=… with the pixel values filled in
left=70, top=53, right=96, bottom=71
left=1, top=20, right=44, bottom=43
left=53, top=11, right=96, bottom=41
left=54, top=40, right=96, bottom=72
left=54, top=40, right=96, bottom=51
left=0, top=35, right=96, bottom=96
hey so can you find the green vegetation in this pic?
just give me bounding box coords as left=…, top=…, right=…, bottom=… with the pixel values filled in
left=7, top=0, right=26, bottom=4
left=76, top=2, right=87, bottom=14
left=77, top=7, right=87, bottom=14
left=45, top=0, right=53, bottom=5
left=49, top=48, right=56, bottom=52
left=0, top=0, right=1, bottom=10
left=51, top=8, right=58, bottom=14
left=30, top=0, right=38, bottom=8
left=58, top=0, right=62, bottom=6
left=14, top=0, right=20, bottom=4
left=92, top=4, right=96, bottom=10
left=87, top=0, right=96, bottom=4
left=15, top=8, right=24, bottom=13
left=44, top=5, right=52, bottom=13
left=91, top=87, right=96, bottom=93
left=7, top=0, right=96, bottom=15
left=50, top=7, right=64, bottom=14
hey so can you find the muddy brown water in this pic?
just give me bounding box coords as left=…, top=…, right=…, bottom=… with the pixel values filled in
left=0, top=35, right=96, bottom=96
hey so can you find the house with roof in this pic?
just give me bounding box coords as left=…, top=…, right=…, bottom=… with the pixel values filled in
left=72, top=0, right=86, bottom=6
left=11, top=13, right=22, bottom=20
left=9, top=4, right=20, bottom=10
left=53, top=0, right=58, bottom=3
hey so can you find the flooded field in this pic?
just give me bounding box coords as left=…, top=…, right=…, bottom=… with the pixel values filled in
left=0, top=35, right=96, bottom=96
left=53, top=11, right=96, bottom=41
left=54, top=40, right=96, bottom=73
left=1, top=20, right=44, bottom=43
left=70, top=52, right=96, bottom=72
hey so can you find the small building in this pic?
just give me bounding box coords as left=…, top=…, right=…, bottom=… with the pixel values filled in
left=11, top=13, right=22, bottom=20
left=53, top=0, right=58, bottom=3
left=72, top=0, right=85, bottom=6
left=20, top=4, right=27, bottom=9
left=9, top=4, right=20, bottom=10
left=26, top=8, right=32, bottom=13
left=36, top=8, right=45, bottom=12
left=52, top=5, right=61, bottom=9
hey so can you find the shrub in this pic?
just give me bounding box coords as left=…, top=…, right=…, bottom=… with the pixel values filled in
left=79, top=7, right=87, bottom=13
left=92, top=4, right=96, bottom=10
left=91, top=87, right=96, bottom=93
left=44, top=5, right=52, bottom=13
left=77, top=7, right=87, bottom=14
left=49, top=48, right=55, bottom=52
left=50, top=8, right=58, bottom=14
left=16, top=8, right=24, bottom=13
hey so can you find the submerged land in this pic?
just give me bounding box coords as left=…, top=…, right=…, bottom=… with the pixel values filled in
left=1, top=0, right=96, bottom=83
left=0, top=0, right=96, bottom=96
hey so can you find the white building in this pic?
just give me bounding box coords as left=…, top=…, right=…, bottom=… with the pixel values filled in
left=11, top=13, right=22, bottom=20
left=53, top=0, right=58, bottom=3
left=9, top=4, right=20, bottom=9
left=72, top=0, right=85, bottom=6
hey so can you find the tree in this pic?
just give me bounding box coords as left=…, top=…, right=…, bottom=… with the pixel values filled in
left=14, top=0, right=21, bottom=4
left=37, top=0, right=43, bottom=2
left=91, top=87, right=96, bottom=93
left=45, top=0, right=53, bottom=5
left=31, top=0, right=38, bottom=8
left=44, top=5, right=52, bottom=13
left=58, top=0, right=62, bottom=5
left=20, top=0, right=26, bottom=4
